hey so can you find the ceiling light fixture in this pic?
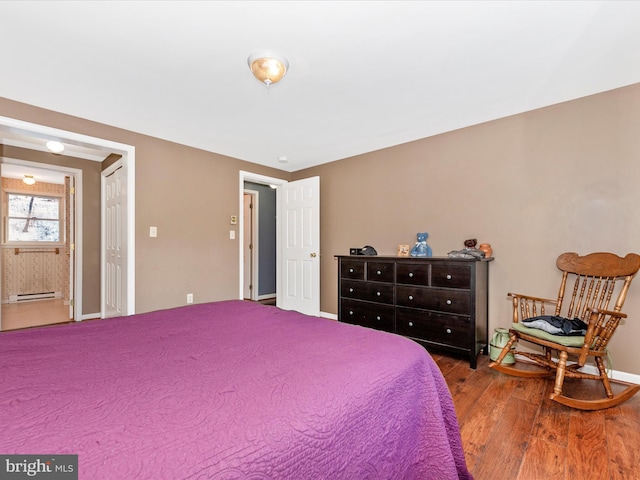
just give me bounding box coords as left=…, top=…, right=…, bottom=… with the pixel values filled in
left=248, top=52, right=289, bottom=87
left=46, top=140, right=65, bottom=154
left=23, top=175, right=36, bottom=186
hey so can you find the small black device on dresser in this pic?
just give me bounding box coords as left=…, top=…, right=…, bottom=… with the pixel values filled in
left=350, top=246, right=378, bottom=256
left=336, top=255, right=492, bottom=369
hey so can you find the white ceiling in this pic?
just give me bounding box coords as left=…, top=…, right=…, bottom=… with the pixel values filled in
left=0, top=129, right=113, bottom=184
left=1, top=1, right=640, bottom=172
left=1, top=163, right=67, bottom=185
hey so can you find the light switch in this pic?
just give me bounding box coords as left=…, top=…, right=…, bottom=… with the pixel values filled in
left=229, top=230, right=235, bottom=240
left=150, top=226, right=158, bottom=237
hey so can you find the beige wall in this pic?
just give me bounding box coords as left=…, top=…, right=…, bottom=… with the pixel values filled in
left=131, top=135, right=290, bottom=312
left=2, top=83, right=640, bottom=374
left=293, top=82, right=640, bottom=374
left=0, top=97, right=291, bottom=315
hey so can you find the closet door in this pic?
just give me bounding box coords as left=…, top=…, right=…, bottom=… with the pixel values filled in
left=104, top=166, right=124, bottom=318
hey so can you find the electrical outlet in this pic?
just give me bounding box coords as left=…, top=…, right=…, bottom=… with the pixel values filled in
left=150, top=226, right=157, bottom=237
left=186, top=293, right=193, bottom=304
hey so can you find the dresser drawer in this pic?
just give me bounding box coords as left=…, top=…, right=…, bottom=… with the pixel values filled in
left=341, top=260, right=365, bottom=280
left=341, top=280, right=394, bottom=304
left=396, top=307, right=470, bottom=349
left=396, top=263, right=429, bottom=286
left=366, top=262, right=395, bottom=283
left=431, top=264, right=471, bottom=289
left=341, top=299, right=395, bottom=332
left=396, top=286, right=470, bottom=314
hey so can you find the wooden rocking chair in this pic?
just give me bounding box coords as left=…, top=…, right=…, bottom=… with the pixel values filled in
left=490, top=252, right=640, bottom=410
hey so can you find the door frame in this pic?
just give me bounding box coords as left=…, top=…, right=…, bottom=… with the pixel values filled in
left=0, top=115, right=136, bottom=318
left=0, top=159, right=82, bottom=325
left=238, top=171, right=286, bottom=302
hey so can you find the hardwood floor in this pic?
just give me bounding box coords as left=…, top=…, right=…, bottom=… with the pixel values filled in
left=256, top=297, right=276, bottom=306
left=431, top=351, right=640, bottom=480
left=1, top=299, right=71, bottom=331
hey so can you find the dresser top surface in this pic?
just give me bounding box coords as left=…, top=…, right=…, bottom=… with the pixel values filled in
left=335, top=255, right=493, bottom=262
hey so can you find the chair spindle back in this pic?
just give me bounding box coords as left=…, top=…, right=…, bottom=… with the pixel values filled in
left=554, top=252, right=640, bottom=320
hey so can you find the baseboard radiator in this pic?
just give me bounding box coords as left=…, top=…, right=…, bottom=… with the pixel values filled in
left=9, top=291, right=63, bottom=303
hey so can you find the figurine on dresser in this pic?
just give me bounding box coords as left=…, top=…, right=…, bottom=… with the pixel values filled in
left=448, top=238, right=485, bottom=259
left=410, top=232, right=432, bottom=257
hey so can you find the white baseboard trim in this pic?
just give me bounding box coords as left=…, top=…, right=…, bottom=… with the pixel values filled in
left=81, top=312, right=101, bottom=321
left=320, top=311, right=338, bottom=321
left=513, top=353, right=640, bottom=384
left=579, top=364, right=640, bottom=385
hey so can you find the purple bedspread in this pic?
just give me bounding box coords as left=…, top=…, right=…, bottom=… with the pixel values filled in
left=0, top=300, right=472, bottom=479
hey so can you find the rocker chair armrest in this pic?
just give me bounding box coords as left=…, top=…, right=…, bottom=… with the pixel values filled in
left=579, top=307, right=628, bottom=361
left=508, top=292, right=558, bottom=323
left=507, top=292, right=558, bottom=304
left=585, top=306, right=627, bottom=320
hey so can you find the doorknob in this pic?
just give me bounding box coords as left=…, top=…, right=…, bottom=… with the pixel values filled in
left=310, top=252, right=317, bottom=257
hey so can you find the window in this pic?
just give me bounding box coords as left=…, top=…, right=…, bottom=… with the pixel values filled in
left=5, top=192, right=62, bottom=243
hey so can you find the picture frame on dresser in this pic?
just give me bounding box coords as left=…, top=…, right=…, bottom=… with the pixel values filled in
left=336, top=255, right=493, bottom=368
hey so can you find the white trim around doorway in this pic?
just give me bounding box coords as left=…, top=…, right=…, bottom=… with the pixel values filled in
left=0, top=115, right=136, bottom=318
left=238, top=171, right=286, bottom=301
left=0, top=158, right=83, bottom=322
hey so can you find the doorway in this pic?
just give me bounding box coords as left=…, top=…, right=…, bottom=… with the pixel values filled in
left=0, top=115, right=136, bottom=328
left=243, top=183, right=277, bottom=303
left=0, top=160, right=79, bottom=330
left=238, top=171, right=320, bottom=316
left=238, top=172, right=285, bottom=305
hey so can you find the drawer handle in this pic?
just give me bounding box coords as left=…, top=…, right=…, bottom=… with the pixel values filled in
left=408, top=322, right=414, bottom=327
left=349, top=288, right=354, bottom=293
left=376, top=316, right=381, bottom=321
left=408, top=295, right=414, bottom=301
left=446, top=274, right=452, bottom=280
left=409, top=272, right=414, bottom=277
left=349, top=310, right=354, bottom=315
left=349, top=268, right=354, bottom=273
left=376, top=270, right=382, bottom=275
left=376, top=291, right=381, bottom=296
left=446, top=328, right=452, bottom=334
left=446, top=299, right=452, bottom=305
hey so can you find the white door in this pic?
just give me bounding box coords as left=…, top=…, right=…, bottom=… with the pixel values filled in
left=104, top=166, right=124, bottom=317
left=278, top=176, right=320, bottom=316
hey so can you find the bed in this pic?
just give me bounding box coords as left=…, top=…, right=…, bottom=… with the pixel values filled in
left=0, top=300, right=472, bottom=479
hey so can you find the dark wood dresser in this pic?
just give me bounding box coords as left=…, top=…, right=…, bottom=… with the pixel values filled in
left=336, top=255, right=492, bottom=368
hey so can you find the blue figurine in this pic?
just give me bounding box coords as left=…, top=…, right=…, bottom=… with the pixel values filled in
left=410, top=232, right=432, bottom=257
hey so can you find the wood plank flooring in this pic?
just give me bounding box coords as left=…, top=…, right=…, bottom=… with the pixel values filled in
left=431, top=351, right=640, bottom=480
left=1, top=299, right=71, bottom=331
